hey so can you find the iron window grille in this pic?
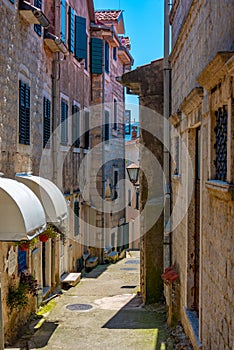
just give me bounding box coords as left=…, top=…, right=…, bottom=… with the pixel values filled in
left=214, top=105, right=228, bottom=182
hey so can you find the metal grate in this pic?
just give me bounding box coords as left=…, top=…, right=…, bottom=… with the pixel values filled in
left=66, top=303, right=93, bottom=311
left=214, top=106, right=227, bottom=181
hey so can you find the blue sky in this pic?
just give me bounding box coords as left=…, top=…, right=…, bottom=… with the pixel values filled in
left=94, top=0, right=164, bottom=120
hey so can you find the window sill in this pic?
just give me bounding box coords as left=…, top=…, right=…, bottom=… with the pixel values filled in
left=205, top=180, right=234, bottom=201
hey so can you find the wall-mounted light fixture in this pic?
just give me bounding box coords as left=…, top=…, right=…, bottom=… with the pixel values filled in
left=19, top=0, right=50, bottom=28
left=126, top=163, right=139, bottom=185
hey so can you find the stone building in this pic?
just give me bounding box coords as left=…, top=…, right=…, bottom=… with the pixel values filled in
left=120, top=59, right=164, bottom=304
left=87, top=10, right=133, bottom=260
left=168, top=1, right=234, bottom=348
left=0, top=0, right=92, bottom=343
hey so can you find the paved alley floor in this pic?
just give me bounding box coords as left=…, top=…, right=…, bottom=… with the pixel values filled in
left=12, top=253, right=171, bottom=350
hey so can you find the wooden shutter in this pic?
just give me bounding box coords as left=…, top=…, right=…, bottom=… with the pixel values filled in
left=75, top=16, right=87, bottom=60
left=61, top=0, right=66, bottom=43
left=74, top=201, right=80, bottom=236
left=61, top=100, right=68, bottom=144
left=105, top=42, right=109, bottom=73
left=91, top=38, right=103, bottom=74
left=72, top=104, right=80, bottom=147
left=19, top=80, right=30, bottom=145
left=34, top=0, right=42, bottom=36
left=43, top=97, right=51, bottom=148
left=69, top=6, right=75, bottom=53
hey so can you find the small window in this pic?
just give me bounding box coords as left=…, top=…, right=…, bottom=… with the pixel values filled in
left=72, top=104, right=80, bottom=147
left=114, top=99, right=117, bottom=130
left=135, top=187, right=139, bottom=210
left=74, top=201, right=80, bottom=236
left=18, top=250, right=27, bottom=275
left=43, top=97, right=51, bottom=148
left=34, top=0, right=42, bottom=36
left=113, top=47, right=117, bottom=61
left=104, top=110, right=110, bottom=141
left=105, top=42, right=109, bottom=73
left=128, top=189, right=131, bottom=206
left=19, top=80, right=30, bottom=145
left=61, top=100, right=68, bottom=145
left=214, top=106, right=228, bottom=181
left=174, top=136, right=180, bottom=175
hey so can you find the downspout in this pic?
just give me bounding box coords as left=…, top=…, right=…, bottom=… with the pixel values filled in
left=101, top=38, right=105, bottom=263
left=163, top=0, right=171, bottom=269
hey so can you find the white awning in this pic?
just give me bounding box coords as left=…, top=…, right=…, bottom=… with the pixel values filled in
left=0, top=178, right=46, bottom=241
left=16, top=174, right=68, bottom=224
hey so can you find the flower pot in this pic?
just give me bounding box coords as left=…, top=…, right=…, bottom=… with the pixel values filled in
left=19, top=243, right=29, bottom=251
left=39, top=234, right=49, bottom=242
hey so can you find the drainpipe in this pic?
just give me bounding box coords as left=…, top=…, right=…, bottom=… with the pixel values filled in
left=101, top=38, right=105, bottom=263
left=163, top=0, right=171, bottom=269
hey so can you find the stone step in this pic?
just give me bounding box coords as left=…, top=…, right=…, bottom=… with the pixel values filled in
left=60, top=272, right=81, bottom=287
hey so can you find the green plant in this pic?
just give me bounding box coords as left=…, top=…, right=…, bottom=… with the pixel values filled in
left=39, top=224, right=58, bottom=242
left=7, top=271, right=39, bottom=311
left=15, top=237, right=38, bottom=251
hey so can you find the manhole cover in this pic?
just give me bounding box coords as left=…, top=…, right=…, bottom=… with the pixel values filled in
left=120, top=267, right=137, bottom=271
left=125, top=260, right=140, bottom=264
left=66, top=303, right=93, bottom=311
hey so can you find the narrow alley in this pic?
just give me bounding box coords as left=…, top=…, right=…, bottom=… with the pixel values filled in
left=11, top=254, right=169, bottom=350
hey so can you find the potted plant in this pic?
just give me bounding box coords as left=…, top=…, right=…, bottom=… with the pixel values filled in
left=15, top=237, right=38, bottom=251
left=39, top=224, right=58, bottom=242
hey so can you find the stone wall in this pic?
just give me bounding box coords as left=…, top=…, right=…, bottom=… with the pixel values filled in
left=170, top=0, right=234, bottom=348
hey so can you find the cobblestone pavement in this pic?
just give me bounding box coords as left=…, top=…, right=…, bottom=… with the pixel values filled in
left=9, top=252, right=193, bottom=350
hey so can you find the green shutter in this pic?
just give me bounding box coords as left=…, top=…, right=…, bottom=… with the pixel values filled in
left=69, top=7, right=75, bottom=53
left=105, top=42, right=109, bottom=73
left=75, top=16, right=87, bottom=60
left=91, top=38, right=103, bottom=74
left=61, top=0, right=66, bottom=43
left=34, top=0, right=42, bottom=36
left=19, top=80, right=30, bottom=145
left=61, top=100, right=68, bottom=144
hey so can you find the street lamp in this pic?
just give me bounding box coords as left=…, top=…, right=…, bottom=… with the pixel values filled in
left=127, top=163, right=139, bottom=185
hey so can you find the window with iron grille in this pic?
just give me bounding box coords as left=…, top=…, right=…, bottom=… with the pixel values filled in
left=34, top=0, right=42, bottom=36
left=214, top=106, right=227, bottom=181
left=74, top=201, right=80, bottom=236
left=61, top=100, right=68, bottom=145
left=19, top=80, right=30, bottom=145
left=43, top=97, right=51, bottom=148
left=72, top=104, right=80, bottom=147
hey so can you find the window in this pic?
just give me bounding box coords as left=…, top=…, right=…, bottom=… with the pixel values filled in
left=113, top=168, right=119, bottom=200
left=19, top=80, right=30, bottom=145
left=104, top=110, right=110, bottom=141
left=125, top=110, right=131, bottom=135
left=135, top=187, right=139, bottom=210
left=43, top=97, right=51, bottom=148
left=72, top=104, right=80, bottom=147
left=74, top=201, right=80, bottom=236
left=84, top=110, right=89, bottom=149
left=214, top=106, right=227, bottom=181
left=174, top=136, right=180, bottom=175
left=105, top=41, right=109, bottom=73
left=18, top=250, right=27, bottom=275
left=34, top=0, right=42, bottom=36
left=75, top=16, right=87, bottom=62
left=61, top=0, right=66, bottom=43
left=114, top=99, right=117, bottom=130
left=91, top=38, right=103, bottom=74
left=128, top=189, right=131, bottom=206
left=113, top=47, right=117, bottom=61
left=68, top=6, right=75, bottom=53
left=61, top=100, right=68, bottom=145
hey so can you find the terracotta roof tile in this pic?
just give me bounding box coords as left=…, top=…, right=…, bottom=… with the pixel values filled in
left=95, top=10, right=122, bottom=23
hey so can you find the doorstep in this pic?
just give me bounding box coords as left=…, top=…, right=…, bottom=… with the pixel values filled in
left=60, top=272, right=81, bottom=287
